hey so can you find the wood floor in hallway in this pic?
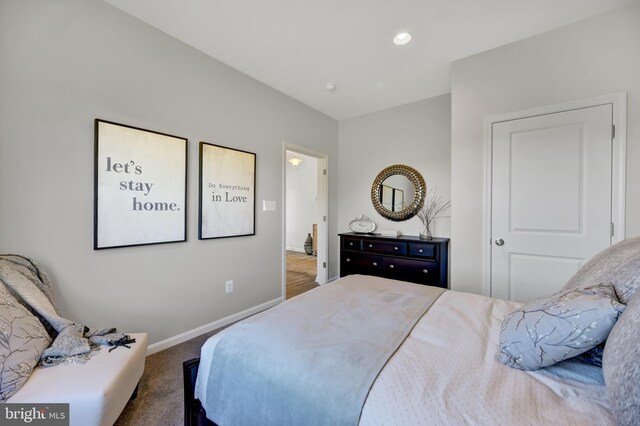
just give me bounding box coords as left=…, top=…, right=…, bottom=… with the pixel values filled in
left=286, top=250, right=318, bottom=299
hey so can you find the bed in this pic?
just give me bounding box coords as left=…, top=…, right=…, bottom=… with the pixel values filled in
left=183, top=273, right=625, bottom=426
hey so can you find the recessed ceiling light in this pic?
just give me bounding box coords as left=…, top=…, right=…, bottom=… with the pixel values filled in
left=393, top=32, right=412, bottom=46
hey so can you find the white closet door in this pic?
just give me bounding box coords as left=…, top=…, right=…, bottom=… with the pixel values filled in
left=491, top=104, right=613, bottom=302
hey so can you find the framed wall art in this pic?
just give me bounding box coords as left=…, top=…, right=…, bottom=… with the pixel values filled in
left=199, top=142, right=256, bottom=239
left=94, top=119, right=187, bottom=249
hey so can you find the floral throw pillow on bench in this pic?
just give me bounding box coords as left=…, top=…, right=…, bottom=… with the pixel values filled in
left=0, top=286, right=52, bottom=401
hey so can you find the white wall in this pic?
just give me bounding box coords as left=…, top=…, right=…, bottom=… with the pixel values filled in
left=338, top=95, right=452, bottom=238
left=286, top=152, right=318, bottom=252
left=451, top=4, right=640, bottom=295
left=0, top=0, right=338, bottom=345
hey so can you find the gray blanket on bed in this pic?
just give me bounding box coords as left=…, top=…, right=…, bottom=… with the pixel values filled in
left=204, top=274, right=445, bottom=426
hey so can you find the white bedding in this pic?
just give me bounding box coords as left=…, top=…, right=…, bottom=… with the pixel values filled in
left=196, top=286, right=614, bottom=425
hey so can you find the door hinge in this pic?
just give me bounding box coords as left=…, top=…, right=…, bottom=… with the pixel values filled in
left=322, top=262, right=327, bottom=268
left=323, top=169, right=327, bottom=176
left=323, top=215, right=327, bottom=222
left=612, top=125, right=616, bottom=139
left=611, top=222, right=615, bottom=237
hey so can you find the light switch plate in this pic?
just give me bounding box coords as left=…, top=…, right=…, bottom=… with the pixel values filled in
left=263, top=200, right=276, bottom=211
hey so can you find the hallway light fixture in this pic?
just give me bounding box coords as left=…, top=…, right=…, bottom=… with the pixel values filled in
left=393, top=32, right=412, bottom=46
left=288, top=155, right=303, bottom=167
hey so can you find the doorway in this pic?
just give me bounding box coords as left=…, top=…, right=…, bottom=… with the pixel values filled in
left=283, top=145, right=328, bottom=299
left=484, top=94, right=626, bottom=302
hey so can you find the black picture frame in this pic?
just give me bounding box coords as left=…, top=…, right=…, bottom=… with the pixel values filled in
left=199, top=142, right=256, bottom=240
left=94, top=119, right=188, bottom=250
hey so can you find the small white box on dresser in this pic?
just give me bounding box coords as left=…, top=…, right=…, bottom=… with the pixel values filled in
left=378, top=229, right=399, bottom=237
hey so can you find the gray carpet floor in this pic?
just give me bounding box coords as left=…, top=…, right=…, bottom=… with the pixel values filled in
left=114, top=328, right=222, bottom=426
left=115, top=264, right=318, bottom=425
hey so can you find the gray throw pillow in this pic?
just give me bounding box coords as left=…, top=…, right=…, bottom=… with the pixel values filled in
left=0, top=286, right=52, bottom=401
left=603, top=290, right=640, bottom=426
left=498, top=283, right=624, bottom=371
left=563, top=237, right=640, bottom=304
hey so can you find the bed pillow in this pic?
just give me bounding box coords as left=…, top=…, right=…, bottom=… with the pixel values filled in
left=498, top=283, right=624, bottom=371
left=0, top=286, right=52, bottom=401
left=563, top=237, right=640, bottom=304
left=603, top=290, right=640, bottom=426
left=573, top=342, right=605, bottom=367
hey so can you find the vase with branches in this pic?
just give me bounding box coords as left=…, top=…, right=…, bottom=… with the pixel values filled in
left=416, top=188, right=450, bottom=240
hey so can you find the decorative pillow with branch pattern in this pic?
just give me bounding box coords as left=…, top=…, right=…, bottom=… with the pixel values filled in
left=498, top=283, right=624, bottom=371
left=0, top=286, right=52, bottom=401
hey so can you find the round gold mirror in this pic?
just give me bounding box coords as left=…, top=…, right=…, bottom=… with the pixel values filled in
left=371, top=164, right=426, bottom=221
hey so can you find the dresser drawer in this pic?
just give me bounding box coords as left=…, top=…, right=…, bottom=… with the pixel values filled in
left=408, top=242, right=436, bottom=259
left=363, top=240, right=407, bottom=256
left=383, top=257, right=440, bottom=286
left=342, top=237, right=362, bottom=251
left=341, top=252, right=383, bottom=276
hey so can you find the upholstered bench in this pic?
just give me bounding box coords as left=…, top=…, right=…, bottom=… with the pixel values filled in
left=8, top=332, right=147, bottom=426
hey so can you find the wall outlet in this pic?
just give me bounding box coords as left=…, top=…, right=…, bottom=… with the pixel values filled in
left=225, top=280, right=234, bottom=294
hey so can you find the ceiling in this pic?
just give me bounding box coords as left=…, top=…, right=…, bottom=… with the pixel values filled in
left=102, top=0, right=637, bottom=120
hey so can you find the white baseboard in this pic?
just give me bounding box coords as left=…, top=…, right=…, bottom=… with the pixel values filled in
left=286, top=246, right=305, bottom=253
left=146, top=297, right=283, bottom=356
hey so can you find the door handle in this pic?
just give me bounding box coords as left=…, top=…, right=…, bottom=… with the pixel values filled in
left=495, top=238, right=505, bottom=246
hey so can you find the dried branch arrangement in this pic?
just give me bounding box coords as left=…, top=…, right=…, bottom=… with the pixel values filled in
left=416, top=188, right=450, bottom=239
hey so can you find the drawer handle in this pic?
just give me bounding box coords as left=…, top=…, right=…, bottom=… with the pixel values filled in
left=389, top=264, right=394, bottom=269
left=369, top=244, right=373, bottom=248
left=423, top=269, right=428, bottom=274
left=373, top=262, right=378, bottom=266
left=418, top=249, right=423, bottom=253
left=346, top=258, right=351, bottom=262
left=394, top=247, right=398, bottom=250
left=349, top=242, right=354, bottom=246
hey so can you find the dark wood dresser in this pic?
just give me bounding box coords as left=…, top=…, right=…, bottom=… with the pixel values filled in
left=339, top=233, right=449, bottom=288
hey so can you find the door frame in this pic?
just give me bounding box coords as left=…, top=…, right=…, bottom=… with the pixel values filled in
left=282, top=142, right=329, bottom=299
left=482, top=92, right=627, bottom=297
